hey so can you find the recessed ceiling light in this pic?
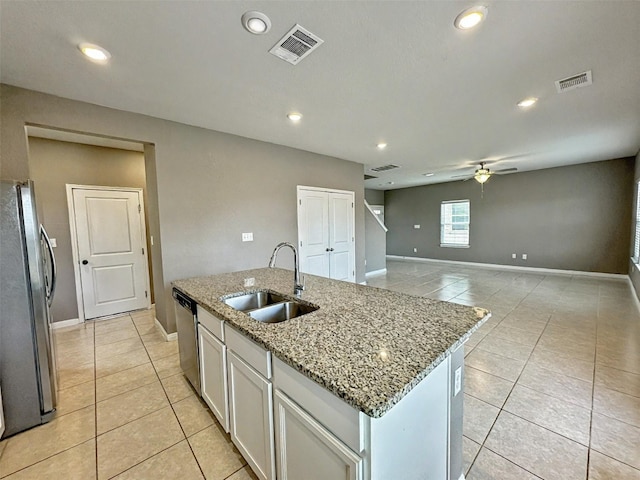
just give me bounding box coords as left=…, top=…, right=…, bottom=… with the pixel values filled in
left=454, top=6, right=488, bottom=30
left=241, top=11, right=271, bottom=34
left=287, top=113, right=302, bottom=122
left=423, top=173, right=435, bottom=177
left=517, top=97, right=538, bottom=108
left=78, top=43, right=111, bottom=63
left=387, top=181, right=394, bottom=185
left=376, top=143, right=387, bottom=150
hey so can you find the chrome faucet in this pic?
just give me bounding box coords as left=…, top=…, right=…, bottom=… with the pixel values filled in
left=268, top=242, right=304, bottom=294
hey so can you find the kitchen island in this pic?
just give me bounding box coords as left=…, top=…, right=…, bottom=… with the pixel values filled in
left=173, top=267, right=488, bottom=480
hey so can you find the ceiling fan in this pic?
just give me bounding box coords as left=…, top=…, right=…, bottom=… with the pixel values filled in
left=451, top=162, right=518, bottom=184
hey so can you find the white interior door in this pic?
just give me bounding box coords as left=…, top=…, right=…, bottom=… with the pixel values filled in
left=328, top=192, right=354, bottom=282
left=297, top=190, right=330, bottom=277
left=71, top=187, right=149, bottom=319
left=297, top=187, right=355, bottom=283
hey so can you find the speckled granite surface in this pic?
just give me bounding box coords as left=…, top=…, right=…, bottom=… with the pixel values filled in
left=172, top=268, right=489, bottom=418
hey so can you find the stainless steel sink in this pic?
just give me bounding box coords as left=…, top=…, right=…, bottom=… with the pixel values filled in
left=223, top=290, right=318, bottom=323
left=248, top=301, right=318, bottom=324
left=223, top=292, right=286, bottom=311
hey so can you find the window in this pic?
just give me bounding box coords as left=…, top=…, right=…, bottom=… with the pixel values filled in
left=441, top=200, right=470, bottom=247
left=634, top=182, right=640, bottom=262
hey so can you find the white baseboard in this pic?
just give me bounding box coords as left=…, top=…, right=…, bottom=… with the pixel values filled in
left=155, top=318, right=177, bottom=341
left=386, top=255, right=629, bottom=280
left=365, top=268, right=387, bottom=278
left=51, top=318, right=81, bottom=329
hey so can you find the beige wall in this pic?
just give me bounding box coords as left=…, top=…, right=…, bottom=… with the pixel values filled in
left=1, top=85, right=365, bottom=333
left=28, top=137, right=151, bottom=322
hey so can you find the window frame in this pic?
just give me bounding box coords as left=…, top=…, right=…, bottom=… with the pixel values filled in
left=440, top=199, right=470, bottom=248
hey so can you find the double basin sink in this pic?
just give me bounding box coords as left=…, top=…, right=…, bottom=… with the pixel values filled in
left=223, top=291, right=318, bottom=323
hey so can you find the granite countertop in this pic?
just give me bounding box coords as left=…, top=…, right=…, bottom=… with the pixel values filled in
left=172, top=268, right=489, bottom=418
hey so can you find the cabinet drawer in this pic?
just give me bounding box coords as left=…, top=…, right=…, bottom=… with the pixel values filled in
left=225, top=325, right=271, bottom=379
left=197, top=305, right=224, bottom=341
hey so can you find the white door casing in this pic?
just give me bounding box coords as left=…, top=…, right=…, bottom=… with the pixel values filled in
left=68, top=185, right=150, bottom=320
left=297, top=186, right=355, bottom=282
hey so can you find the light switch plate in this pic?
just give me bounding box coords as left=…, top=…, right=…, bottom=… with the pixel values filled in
left=522, top=253, right=527, bottom=260
left=242, top=232, right=253, bottom=242
left=511, top=253, right=516, bottom=259
left=414, top=224, right=421, bottom=229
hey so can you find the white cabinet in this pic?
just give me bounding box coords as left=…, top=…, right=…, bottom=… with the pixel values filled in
left=274, top=389, right=362, bottom=480
left=197, top=305, right=229, bottom=433
left=225, top=325, right=275, bottom=480
left=297, top=186, right=355, bottom=282
left=198, top=324, right=229, bottom=432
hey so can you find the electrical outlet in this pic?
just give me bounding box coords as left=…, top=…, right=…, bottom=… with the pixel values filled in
left=244, top=277, right=255, bottom=287
left=150, top=235, right=154, bottom=246
left=512, top=253, right=516, bottom=259
left=414, top=224, right=421, bottom=229
left=522, top=253, right=528, bottom=260
left=50, top=238, right=57, bottom=248
left=413, top=248, right=418, bottom=253
left=242, top=232, right=253, bottom=242
left=454, top=367, right=462, bottom=396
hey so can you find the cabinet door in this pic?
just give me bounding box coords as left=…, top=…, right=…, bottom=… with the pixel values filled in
left=275, top=389, right=362, bottom=480
left=228, top=351, right=275, bottom=480
left=198, top=325, right=229, bottom=432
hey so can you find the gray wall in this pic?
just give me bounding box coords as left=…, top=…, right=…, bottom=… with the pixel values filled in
left=365, top=207, right=387, bottom=274
left=28, top=137, right=151, bottom=322
left=1, top=85, right=365, bottom=333
left=385, top=158, right=634, bottom=274
left=629, top=150, right=640, bottom=298
left=365, top=189, right=385, bottom=205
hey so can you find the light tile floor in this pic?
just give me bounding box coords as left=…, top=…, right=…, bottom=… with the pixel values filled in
left=0, top=259, right=639, bottom=479
left=0, top=308, right=257, bottom=480
left=367, top=260, right=640, bottom=480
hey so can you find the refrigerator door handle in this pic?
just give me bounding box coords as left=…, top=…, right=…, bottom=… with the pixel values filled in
left=40, top=225, right=57, bottom=307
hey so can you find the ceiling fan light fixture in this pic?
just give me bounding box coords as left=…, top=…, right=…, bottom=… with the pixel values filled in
left=454, top=6, right=488, bottom=30
left=474, top=168, right=491, bottom=184
left=241, top=11, right=271, bottom=34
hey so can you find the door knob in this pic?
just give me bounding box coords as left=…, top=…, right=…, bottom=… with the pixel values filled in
left=82, top=260, right=88, bottom=265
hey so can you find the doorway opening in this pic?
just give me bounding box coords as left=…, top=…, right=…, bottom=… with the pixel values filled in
left=26, top=126, right=156, bottom=324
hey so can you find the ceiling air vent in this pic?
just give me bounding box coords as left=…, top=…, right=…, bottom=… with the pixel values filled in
left=555, top=70, right=592, bottom=93
left=269, top=24, right=324, bottom=65
left=371, top=164, right=400, bottom=172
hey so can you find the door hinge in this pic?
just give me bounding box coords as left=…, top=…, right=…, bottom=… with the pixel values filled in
left=138, top=204, right=141, bottom=213
left=142, top=247, right=145, bottom=255
left=299, top=240, right=302, bottom=247
left=299, top=199, right=302, bottom=206
left=352, top=202, right=354, bottom=208
left=145, top=290, right=148, bottom=298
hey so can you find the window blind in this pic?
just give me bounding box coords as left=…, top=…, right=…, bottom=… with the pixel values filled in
left=441, top=200, right=470, bottom=246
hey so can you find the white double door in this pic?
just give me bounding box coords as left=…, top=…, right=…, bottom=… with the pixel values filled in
left=297, top=187, right=355, bottom=282
left=70, top=186, right=150, bottom=320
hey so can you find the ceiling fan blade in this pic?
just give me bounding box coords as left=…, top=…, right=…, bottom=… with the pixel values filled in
left=451, top=173, right=472, bottom=178
left=494, top=168, right=518, bottom=174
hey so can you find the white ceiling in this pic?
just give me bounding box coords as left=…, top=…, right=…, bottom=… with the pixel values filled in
left=2, top=1, right=639, bottom=190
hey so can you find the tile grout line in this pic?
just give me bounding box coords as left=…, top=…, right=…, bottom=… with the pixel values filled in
left=131, top=312, right=209, bottom=480
left=94, top=319, right=99, bottom=480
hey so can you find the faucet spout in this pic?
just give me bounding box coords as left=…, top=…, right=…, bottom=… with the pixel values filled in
left=268, top=242, right=304, bottom=294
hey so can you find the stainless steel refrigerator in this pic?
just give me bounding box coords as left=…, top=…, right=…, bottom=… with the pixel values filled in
left=0, top=180, right=57, bottom=438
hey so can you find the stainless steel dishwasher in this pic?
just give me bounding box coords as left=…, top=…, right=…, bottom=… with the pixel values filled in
left=172, top=288, right=200, bottom=395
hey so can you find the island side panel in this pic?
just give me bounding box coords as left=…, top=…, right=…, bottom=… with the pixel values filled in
left=369, top=355, right=450, bottom=480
